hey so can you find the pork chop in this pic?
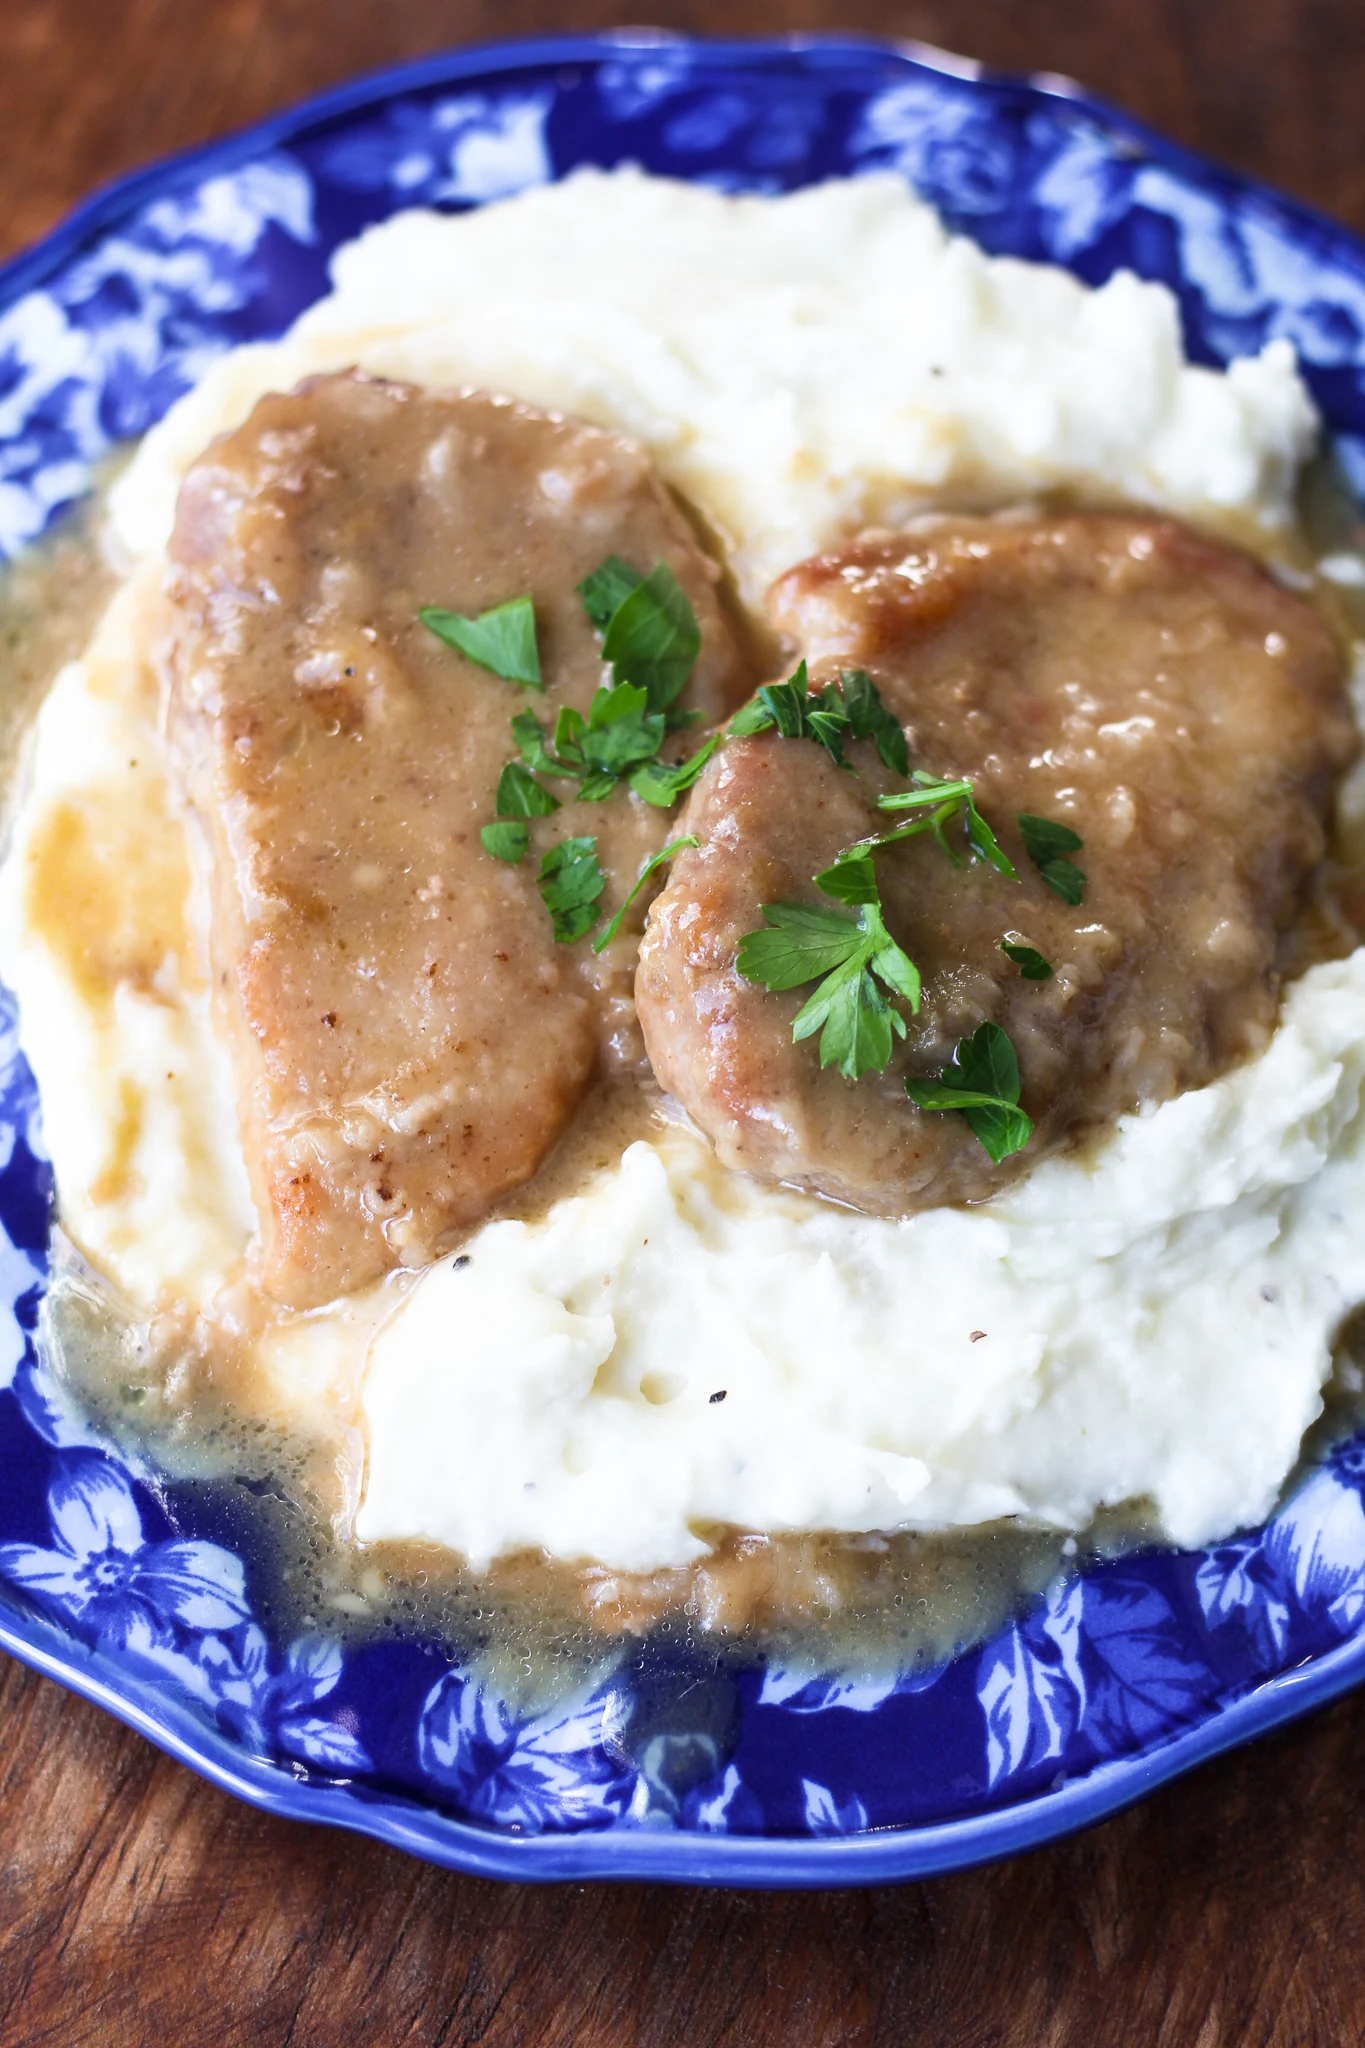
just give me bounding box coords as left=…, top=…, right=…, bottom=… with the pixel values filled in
left=636, top=513, right=1356, bottom=1211
left=163, top=372, right=749, bottom=1305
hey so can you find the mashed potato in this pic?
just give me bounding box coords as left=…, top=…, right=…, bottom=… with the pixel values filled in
left=5, top=169, right=1362, bottom=1574
left=108, top=168, right=1316, bottom=605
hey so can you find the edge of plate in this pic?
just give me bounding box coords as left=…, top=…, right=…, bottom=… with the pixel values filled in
left=3, top=1589, right=1362, bottom=1886
left=4, top=30, right=1365, bottom=316
left=4, top=27, right=1365, bottom=1887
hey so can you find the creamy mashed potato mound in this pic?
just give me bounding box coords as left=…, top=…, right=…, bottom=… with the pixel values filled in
left=109, top=168, right=1315, bottom=604
left=5, top=169, right=1363, bottom=1575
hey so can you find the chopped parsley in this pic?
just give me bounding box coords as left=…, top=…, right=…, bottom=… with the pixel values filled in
left=1017, top=813, right=1086, bottom=904
left=592, top=836, right=699, bottom=954
left=538, top=836, right=606, bottom=944
left=628, top=732, right=722, bottom=807
left=510, top=682, right=662, bottom=800
left=556, top=684, right=664, bottom=795
left=737, top=848, right=921, bottom=1082
left=728, top=664, right=907, bottom=774
left=577, top=555, right=644, bottom=631
left=1000, top=936, right=1053, bottom=980
left=904, top=1022, right=1033, bottom=1162
left=840, top=668, right=910, bottom=776
left=577, top=558, right=702, bottom=717
left=480, top=819, right=529, bottom=863
left=479, top=761, right=561, bottom=864
left=420, top=595, right=541, bottom=686
left=874, top=775, right=1016, bottom=878
left=476, top=555, right=714, bottom=828
left=728, top=663, right=845, bottom=756
left=509, top=679, right=722, bottom=811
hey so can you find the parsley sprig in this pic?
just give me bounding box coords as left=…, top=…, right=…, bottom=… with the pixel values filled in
left=1017, top=813, right=1086, bottom=904
left=904, top=1022, right=1034, bottom=1162
left=420, top=595, right=541, bottom=686
left=480, top=761, right=561, bottom=863
left=512, top=682, right=665, bottom=802
left=483, top=555, right=717, bottom=849
left=537, top=837, right=606, bottom=944
left=737, top=848, right=921, bottom=1081
left=578, top=556, right=701, bottom=717
left=628, top=735, right=721, bottom=807
left=592, top=837, right=699, bottom=954
left=509, top=688, right=720, bottom=811
left=728, top=663, right=908, bottom=775
left=1000, top=937, right=1053, bottom=980
left=872, top=775, right=1016, bottom=877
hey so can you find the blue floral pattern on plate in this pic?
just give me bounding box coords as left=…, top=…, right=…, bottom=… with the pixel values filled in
left=4, top=34, right=1365, bottom=1885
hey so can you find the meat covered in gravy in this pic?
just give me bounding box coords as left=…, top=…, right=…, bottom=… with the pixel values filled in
left=636, top=514, right=1356, bottom=1212
left=162, top=373, right=749, bottom=1307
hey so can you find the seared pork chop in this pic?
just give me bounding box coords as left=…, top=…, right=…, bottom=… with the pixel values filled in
left=164, top=373, right=749, bottom=1306
left=636, top=514, right=1355, bottom=1211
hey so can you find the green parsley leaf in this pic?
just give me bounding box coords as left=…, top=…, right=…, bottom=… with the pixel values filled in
left=956, top=1019, right=1022, bottom=1102
left=1036, top=858, right=1085, bottom=906
left=592, top=836, right=700, bottom=954
left=865, top=920, right=922, bottom=1006
left=480, top=819, right=529, bottom=863
left=511, top=707, right=558, bottom=775
left=600, top=562, right=701, bottom=715
left=726, top=696, right=778, bottom=738
left=839, top=668, right=909, bottom=776
left=737, top=868, right=921, bottom=1082
left=554, top=683, right=666, bottom=779
left=792, top=963, right=905, bottom=1080
left=1015, top=813, right=1082, bottom=860
left=1017, top=812, right=1086, bottom=903
left=728, top=666, right=907, bottom=777
left=813, top=847, right=880, bottom=905
left=629, top=733, right=721, bottom=807
left=537, top=836, right=606, bottom=944
left=420, top=595, right=541, bottom=686
left=752, top=666, right=816, bottom=739
left=494, top=761, right=560, bottom=821
left=962, top=800, right=1017, bottom=880
left=1000, top=937, right=1053, bottom=980
left=875, top=775, right=1017, bottom=879
left=765, top=665, right=851, bottom=765
left=904, top=1021, right=1034, bottom=1162
left=577, top=555, right=643, bottom=630
left=583, top=684, right=665, bottom=774
left=804, top=688, right=853, bottom=762
left=512, top=684, right=664, bottom=801
left=737, top=900, right=874, bottom=989
left=479, top=762, right=560, bottom=865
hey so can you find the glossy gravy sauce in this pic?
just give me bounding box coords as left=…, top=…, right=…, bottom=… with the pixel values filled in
left=11, top=466, right=1365, bottom=1709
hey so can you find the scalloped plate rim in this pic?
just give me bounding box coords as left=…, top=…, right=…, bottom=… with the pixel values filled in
left=5, top=30, right=1365, bottom=317
left=4, top=29, right=1365, bottom=1887
left=5, top=1588, right=1362, bottom=1886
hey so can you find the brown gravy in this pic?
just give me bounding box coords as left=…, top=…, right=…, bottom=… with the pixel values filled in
left=8, top=458, right=1365, bottom=1707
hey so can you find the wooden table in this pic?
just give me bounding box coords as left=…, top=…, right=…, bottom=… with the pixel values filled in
left=4, top=4, right=1365, bottom=2042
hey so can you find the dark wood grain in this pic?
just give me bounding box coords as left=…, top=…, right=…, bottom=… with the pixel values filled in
left=5, top=3, right=1365, bottom=2043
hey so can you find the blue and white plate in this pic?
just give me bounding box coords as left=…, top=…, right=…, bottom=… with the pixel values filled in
left=5, top=32, right=1365, bottom=1887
